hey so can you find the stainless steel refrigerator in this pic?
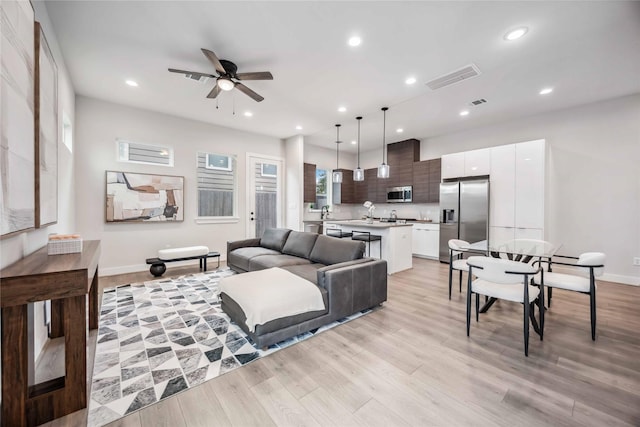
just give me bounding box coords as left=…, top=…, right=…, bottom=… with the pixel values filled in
left=439, top=179, right=490, bottom=262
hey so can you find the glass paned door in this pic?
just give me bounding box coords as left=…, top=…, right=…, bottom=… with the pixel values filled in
left=247, top=155, right=283, bottom=238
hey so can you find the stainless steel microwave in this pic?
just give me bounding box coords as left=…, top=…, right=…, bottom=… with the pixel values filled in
left=387, top=186, right=412, bottom=203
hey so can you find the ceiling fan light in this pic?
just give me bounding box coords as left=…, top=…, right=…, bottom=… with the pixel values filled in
left=217, top=78, right=235, bottom=91
left=353, top=167, right=364, bottom=182
left=377, top=163, right=390, bottom=179
left=332, top=170, right=343, bottom=183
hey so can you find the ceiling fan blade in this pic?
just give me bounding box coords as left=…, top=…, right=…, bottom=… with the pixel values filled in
left=200, top=48, right=226, bottom=75
left=206, top=84, right=222, bottom=99
left=234, top=82, right=264, bottom=102
left=235, top=71, right=274, bottom=81
left=168, top=68, right=216, bottom=78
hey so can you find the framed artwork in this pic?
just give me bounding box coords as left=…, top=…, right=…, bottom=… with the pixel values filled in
left=35, top=21, right=58, bottom=228
left=106, top=171, right=184, bottom=222
left=1, top=0, right=36, bottom=238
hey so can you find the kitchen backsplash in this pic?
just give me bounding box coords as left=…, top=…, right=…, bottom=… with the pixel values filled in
left=304, top=203, right=440, bottom=222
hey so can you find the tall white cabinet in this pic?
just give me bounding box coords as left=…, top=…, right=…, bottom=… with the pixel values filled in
left=489, top=139, right=545, bottom=245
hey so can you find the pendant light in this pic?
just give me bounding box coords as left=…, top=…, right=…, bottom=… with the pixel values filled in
left=353, top=116, right=364, bottom=181
left=332, top=124, right=343, bottom=183
left=377, top=107, right=390, bottom=179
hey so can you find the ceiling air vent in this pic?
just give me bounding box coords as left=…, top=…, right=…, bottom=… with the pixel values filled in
left=470, top=98, right=487, bottom=106
left=184, top=74, right=209, bottom=84
left=426, top=64, right=481, bottom=90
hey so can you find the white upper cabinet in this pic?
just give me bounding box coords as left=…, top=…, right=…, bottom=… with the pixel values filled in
left=489, top=144, right=516, bottom=228
left=487, top=140, right=545, bottom=245
left=464, top=148, right=491, bottom=177
left=514, top=140, right=545, bottom=229
left=441, top=152, right=465, bottom=179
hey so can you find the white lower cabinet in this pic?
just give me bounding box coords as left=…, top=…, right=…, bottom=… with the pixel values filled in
left=412, top=223, right=440, bottom=259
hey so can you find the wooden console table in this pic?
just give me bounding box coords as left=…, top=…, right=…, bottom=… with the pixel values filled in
left=0, top=240, right=101, bottom=426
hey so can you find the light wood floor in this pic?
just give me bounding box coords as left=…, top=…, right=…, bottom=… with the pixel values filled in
left=39, top=258, right=640, bottom=426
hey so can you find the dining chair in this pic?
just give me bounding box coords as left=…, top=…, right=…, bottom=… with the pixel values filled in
left=448, top=239, right=469, bottom=300
left=533, top=252, right=605, bottom=340
left=466, top=256, right=543, bottom=356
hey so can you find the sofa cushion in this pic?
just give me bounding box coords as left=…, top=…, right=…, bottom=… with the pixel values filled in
left=260, top=228, right=292, bottom=252
left=309, top=235, right=365, bottom=265
left=282, top=231, right=319, bottom=259
left=281, top=263, right=326, bottom=285
left=228, top=247, right=280, bottom=271
left=249, top=254, right=311, bottom=271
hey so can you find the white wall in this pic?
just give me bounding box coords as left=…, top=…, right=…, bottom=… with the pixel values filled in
left=74, top=96, right=284, bottom=275
left=285, top=135, right=304, bottom=230
left=420, top=94, right=640, bottom=284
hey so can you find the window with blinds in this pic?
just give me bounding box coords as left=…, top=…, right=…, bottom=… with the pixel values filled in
left=117, top=139, right=174, bottom=167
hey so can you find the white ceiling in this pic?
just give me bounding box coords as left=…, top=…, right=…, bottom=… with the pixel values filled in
left=45, top=1, right=640, bottom=153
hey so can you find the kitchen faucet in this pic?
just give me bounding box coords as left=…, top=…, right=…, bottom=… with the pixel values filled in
left=320, top=205, right=330, bottom=220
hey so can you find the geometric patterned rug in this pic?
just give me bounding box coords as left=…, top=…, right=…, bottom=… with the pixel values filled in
left=87, top=267, right=371, bottom=426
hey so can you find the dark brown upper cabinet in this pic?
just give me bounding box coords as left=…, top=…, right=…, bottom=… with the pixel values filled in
left=412, top=158, right=442, bottom=203
left=386, top=139, right=420, bottom=188
left=303, top=163, right=316, bottom=203
left=332, top=169, right=355, bottom=204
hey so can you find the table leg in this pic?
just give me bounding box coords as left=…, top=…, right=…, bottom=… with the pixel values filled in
left=49, top=299, right=64, bottom=338
left=89, top=266, right=99, bottom=330
left=61, top=295, right=87, bottom=414
left=1, top=305, right=29, bottom=427
left=479, top=297, right=498, bottom=313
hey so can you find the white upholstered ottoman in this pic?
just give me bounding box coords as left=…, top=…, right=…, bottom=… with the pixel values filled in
left=219, top=267, right=326, bottom=333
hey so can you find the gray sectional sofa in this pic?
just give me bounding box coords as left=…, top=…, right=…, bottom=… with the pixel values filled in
left=223, top=228, right=388, bottom=348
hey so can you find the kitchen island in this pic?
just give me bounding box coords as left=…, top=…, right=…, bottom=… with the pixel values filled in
left=323, top=220, right=413, bottom=274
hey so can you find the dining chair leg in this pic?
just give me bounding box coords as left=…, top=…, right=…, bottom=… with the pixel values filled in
left=448, top=266, right=453, bottom=300
left=539, top=285, right=545, bottom=341
left=524, top=297, right=530, bottom=357
left=466, top=282, right=472, bottom=337
left=547, top=287, right=552, bottom=307
left=590, top=288, right=597, bottom=341
left=459, top=270, right=463, bottom=293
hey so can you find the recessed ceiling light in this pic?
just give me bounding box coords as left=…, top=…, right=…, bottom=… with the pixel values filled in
left=348, top=36, right=361, bottom=47
left=504, top=27, right=528, bottom=41
left=244, top=111, right=253, bottom=117
left=396, top=128, right=404, bottom=133
left=338, top=106, right=347, bottom=113
left=125, top=80, right=138, bottom=87
left=405, top=77, right=416, bottom=85
left=460, top=110, right=469, bottom=116
left=539, top=87, right=553, bottom=95
left=295, top=125, right=303, bottom=130
left=351, top=140, right=357, bottom=145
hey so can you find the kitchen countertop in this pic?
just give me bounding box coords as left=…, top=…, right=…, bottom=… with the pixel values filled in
left=323, top=219, right=414, bottom=228
left=304, top=219, right=439, bottom=224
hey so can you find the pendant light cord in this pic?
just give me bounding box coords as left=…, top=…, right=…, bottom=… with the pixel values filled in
left=382, top=107, right=388, bottom=164
left=356, top=117, right=362, bottom=168
left=335, top=124, right=341, bottom=170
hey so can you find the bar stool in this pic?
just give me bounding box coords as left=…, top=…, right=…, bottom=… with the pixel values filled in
left=351, top=231, right=382, bottom=258
left=326, top=228, right=353, bottom=238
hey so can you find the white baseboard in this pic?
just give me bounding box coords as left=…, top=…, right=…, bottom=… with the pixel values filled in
left=99, top=257, right=226, bottom=277
left=601, top=273, right=640, bottom=286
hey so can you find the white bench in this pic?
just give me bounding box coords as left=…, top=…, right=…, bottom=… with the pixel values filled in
left=145, top=246, right=220, bottom=276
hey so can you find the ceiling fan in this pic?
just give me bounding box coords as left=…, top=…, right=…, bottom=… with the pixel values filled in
left=168, top=48, right=273, bottom=102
